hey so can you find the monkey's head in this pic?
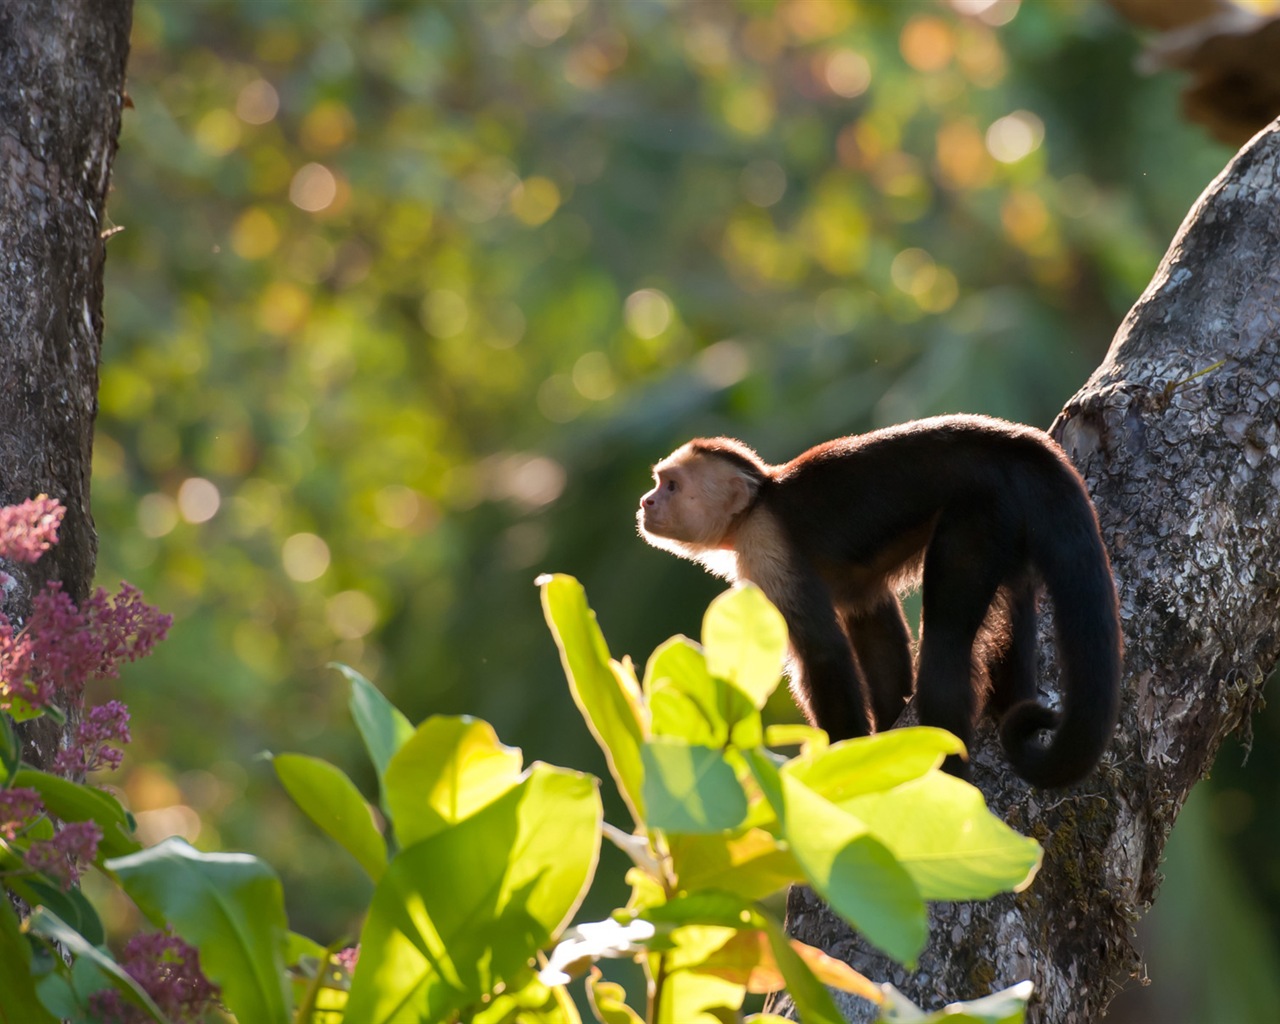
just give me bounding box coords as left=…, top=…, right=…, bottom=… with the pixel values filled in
left=637, top=439, right=766, bottom=557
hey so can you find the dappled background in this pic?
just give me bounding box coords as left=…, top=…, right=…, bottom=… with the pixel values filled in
left=89, top=0, right=1278, bottom=1017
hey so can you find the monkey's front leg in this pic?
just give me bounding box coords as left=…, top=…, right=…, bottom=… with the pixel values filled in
left=781, top=576, right=873, bottom=742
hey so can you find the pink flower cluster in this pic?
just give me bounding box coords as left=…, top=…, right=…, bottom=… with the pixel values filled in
left=88, top=931, right=221, bottom=1024
left=24, top=820, right=101, bottom=890
left=52, top=700, right=132, bottom=778
left=0, top=786, right=43, bottom=840
left=0, top=496, right=64, bottom=564
left=0, top=582, right=172, bottom=711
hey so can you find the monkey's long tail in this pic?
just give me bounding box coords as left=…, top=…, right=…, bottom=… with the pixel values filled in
left=999, top=493, right=1122, bottom=788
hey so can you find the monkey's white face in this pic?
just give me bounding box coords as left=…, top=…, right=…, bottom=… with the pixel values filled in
left=637, top=447, right=752, bottom=551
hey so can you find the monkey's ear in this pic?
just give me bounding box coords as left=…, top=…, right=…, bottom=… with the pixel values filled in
left=724, top=472, right=754, bottom=518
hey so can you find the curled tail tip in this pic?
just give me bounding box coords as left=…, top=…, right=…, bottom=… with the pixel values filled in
left=999, top=700, right=1096, bottom=789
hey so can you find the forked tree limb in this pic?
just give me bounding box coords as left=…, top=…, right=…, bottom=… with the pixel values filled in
left=776, top=118, right=1280, bottom=1023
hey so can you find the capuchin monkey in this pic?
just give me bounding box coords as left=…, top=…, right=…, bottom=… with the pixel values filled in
left=637, top=415, right=1121, bottom=788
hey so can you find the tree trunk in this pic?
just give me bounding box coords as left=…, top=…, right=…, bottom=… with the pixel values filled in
left=777, top=118, right=1280, bottom=1023
left=0, top=1, right=133, bottom=765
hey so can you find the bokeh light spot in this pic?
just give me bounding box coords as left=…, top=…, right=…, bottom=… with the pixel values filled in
left=282, top=532, right=331, bottom=582
left=900, top=16, right=955, bottom=72
left=624, top=288, right=674, bottom=339
left=235, top=78, right=279, bottom=124
left=326, top=590, right=379, bottom=640
left=177, top=478, right=221, bottom=524
left=986, top=110, right=1045, bottom=164
left=289, top=162, right=338, bottom=212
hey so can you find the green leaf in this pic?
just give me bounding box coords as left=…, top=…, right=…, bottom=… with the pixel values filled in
left=783, top=728, right=966, bottom=802
left=336, top=663, right=415, bottom=793
left=107, top=837, right=290, bottom=1024
left=12, top=768, right=140, bottom=859
left=667, top=829, right=801, bottom=902
left=382, top=715, right=523, bottom=847
left=838, top=773, right=1042, bottom=900
left=746, top=751, right=926, bottom=966
left=345, top=763, right=601, bottom=1024
left=701, top=585, right=787, bottom=708
left=18, top=878, right=104, bottom=948
left=645, top=638, right=761, bottom=748
left=0, top=713, right=18, bottom=784
left=473, top=970, right=583, bottom=1023
left=642, top=738, right=747, bottom=834
left=540, top=574, right=647, bottom=825
left=273, top=752, right=388, bottom=881
left=760, top=917, right=847, bottom=1024
left=26, top=908, right=166, bottom=1023
left=0, top=898, right=58, bottom=1024
left=653, top=963, right=747, bottom=1024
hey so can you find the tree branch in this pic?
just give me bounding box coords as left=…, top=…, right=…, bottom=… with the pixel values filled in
left=777, top=117, right=1280, bottom=1024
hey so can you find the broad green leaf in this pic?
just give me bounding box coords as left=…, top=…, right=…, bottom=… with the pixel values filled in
left=881, top=980, right=1032, bottom=1023
left=12, top=768, right=140, bottom=859
left=383, top=715, right=523, bottom=847
left=26, top=908, right=165, bottom=1023
left=702, top=585, right=787, bottom=708
left=273, top=753, right=388, bottom=881
left=652, top=961, right=746, bottom=1024
left=746, top=751, right=926, bottom=966
left=0, top=898, right=58, bottom=1024
left=783, top=728, right=965, bottom=802
left=587, top=969, right=644, bottom=1024
left=540, top=574, right=646, bottom=824
left=667, top=829, right=801, bottom=902
left=839, top=773, right=1041, bottom=900
left=337, top=663, right=415, bottom=792
left=642, top=738, right=747, bottom=834
left=345, top=763, right=601, bottom=1024
left=107, top=837, right=290, bottom=1024
left=645, top=638, right=721, bottom=745
left=645, top=637, right=761, bottom=748
left=18, top=878, right=104, bottom=948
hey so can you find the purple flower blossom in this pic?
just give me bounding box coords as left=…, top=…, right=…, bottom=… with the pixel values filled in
left=0, top=787, right=44, bottom=840
left=25, top=820, right=101, bottom=889
left=0, top=496, right=64, bottom=564
left=52, top=700, right=133, bottom=778
left=87, top=930, right=220, bottom=1023
left=0, top=581, right=172, bottom=712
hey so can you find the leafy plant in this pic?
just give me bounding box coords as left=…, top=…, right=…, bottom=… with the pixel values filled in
left=1, top=527, right=1041, bottom=1022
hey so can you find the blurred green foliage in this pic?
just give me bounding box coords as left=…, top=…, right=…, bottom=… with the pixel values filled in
left=89, top=0, right=1273, bottom=1007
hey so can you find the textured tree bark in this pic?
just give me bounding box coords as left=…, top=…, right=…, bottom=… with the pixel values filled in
left=776, top=119, right=1280, bottom=1023
left=0, top=2, right=133, bottom=765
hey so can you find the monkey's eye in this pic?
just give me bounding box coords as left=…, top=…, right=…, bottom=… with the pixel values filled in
left=665, top=479, right=677, bottom=492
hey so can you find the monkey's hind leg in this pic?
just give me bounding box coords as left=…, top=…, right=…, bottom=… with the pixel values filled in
left=843, top=598, right=914, bottom=732
left=915, top=513, right=1011, bottom=777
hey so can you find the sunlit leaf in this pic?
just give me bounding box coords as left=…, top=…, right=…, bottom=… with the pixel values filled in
left=838, top=772, right=1042, bottom=900
left=273, top=752, right=388, bottom=880
left=344, top=764, right=601, bottom=1023
left=667, top=828, right=801, bottom=901
left=540, top=574, right=647, bottom=825
left=587, top=968, right=645, bottom=1024
left=782, top=728, right=965, bottom=801
left=745, top=750, right=926, bottom=966
left=383, top=715, right=523, bottom=847
left=881, top=979, right=1033, bottom=1023
left=701, top=585, right=787, bottom=709
left=337, top=663, right=415, bottom=796
left=642, top=737, right=747, bottom=834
